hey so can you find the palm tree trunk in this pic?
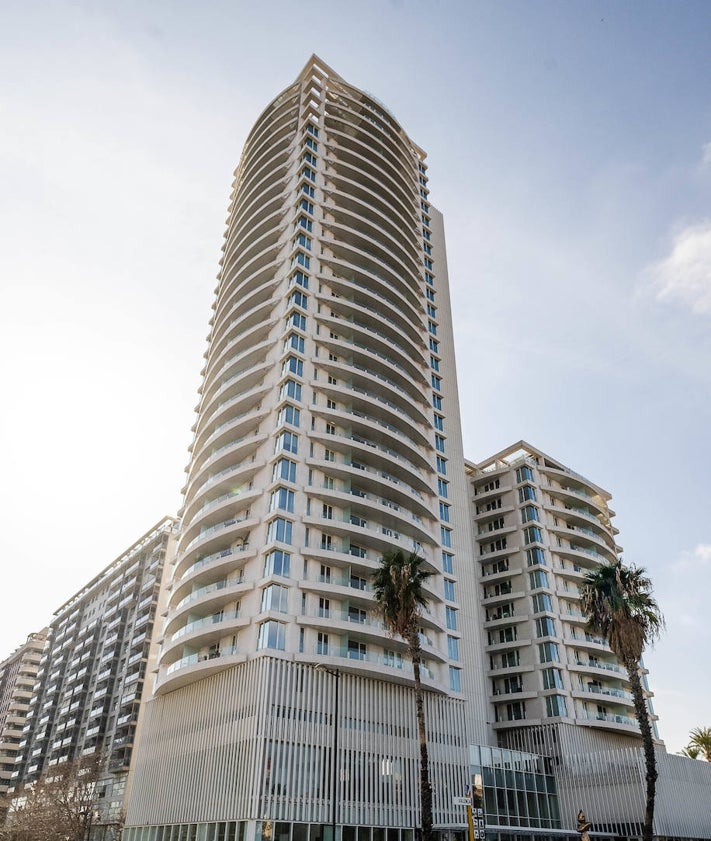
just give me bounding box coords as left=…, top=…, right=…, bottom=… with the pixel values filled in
left=624, top=657, right=657, bottom=841
left=409, top=634, right=433, bottom=841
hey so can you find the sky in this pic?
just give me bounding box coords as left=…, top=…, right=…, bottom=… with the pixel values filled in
left=0, top=0, right=709, bottom=754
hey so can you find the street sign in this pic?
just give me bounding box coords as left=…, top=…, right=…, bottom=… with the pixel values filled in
left=453, top=796, right=471, bottom=806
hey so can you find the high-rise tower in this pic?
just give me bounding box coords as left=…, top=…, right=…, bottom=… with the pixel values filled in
left=125, top=56, right=487, bottom=841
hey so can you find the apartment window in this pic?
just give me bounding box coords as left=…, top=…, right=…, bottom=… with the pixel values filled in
left=283, top=356, right=303, bottom=377
left=429, top=338, right=439, bottom=353
left=542, top=668, right=563, bottom=690
left=437, top=478, right=448, bottom=498
left=531, top=593, right=553, bottom=613
left=306, top=123, right=319, bottom=137
left=430, top=355, right=440, bottom=371
left=257, top=621, right=285, bottom=651
left=526, top=547, right=546, bottom=567
left=436, top=456, right=446, bottom=474
left=449, top=667, right=462, bottom=692
left=302, top=151, right=317, bottom=165
left=539, top=642, right=560, bottom=663
left=446, top=607, right=458, bottom=631
left=300, top=198, right=314, bottom=214
left=278, top=405, right=301, bottom=428
left=301, top=183, right=315, bottom=198
left=290, top=289, right=308, bottom=308
left=264, top=550, right=290, bottom=577
left=270, top=488, right=295, bottom=514
left=326, top=399, right=337, bottom=410
left=439, top=502, right=450, bottom=522
left=424, top=257, right=433, bottom=270
left=289, top=312, right=307, bottom=332
left=281, top=380, right=302, bottom=401
left=301, top=166, right=316, bottom=182
left=501, top=650, right=520, bottom=668
left=322, top=503, right=333, bottom=520
left=320, top=564, right=331, bottom=583
left=347, top=640, right=366, bottom=660
left=348, top=607, right=366, bottom=624
left=501, top=702, right=526, bottom=721
left=529, top=569, right=550, bottom=590
left=324, top=448, right=335, bottom=462
left=276, top=431, right=298, bottom=454
left=516, top=465, right=534, bottom=483
left=327, top=374, right=338, bottom=384
left=318, top=597, right=330, bottom=618
left=535, top=617, right=556, bottom=638
left=261, top=584, right=289, bottom=613
left=433, top=414, right=444, bottom=431
left=428, top=321, right=437, bottom=336
left=384, top=650, right=403, bottom=668
left=273, top=458, right=297, bottom=483
left=304, top=137, right=318, bottom=152
left=317, top=632, right=329, bottom=655
left=325, top=422, right=336, bottom=435
left=267, top=518, right=293, bottom=545
left=523, top=525, right=543, bottom=545
left=427, top=303, right=436, bottom=318
left=425, top=271, right=434, bottom=285
left=432, top=395, right=443, bottom=411
left=444, top=580, right=455, bottom=601
left=286, top=334, right=305, bottom=354
left=350, top=574, right=367, bottom=590
left=435, top=434, right=445, bottom=452
left=296, top=215, right=313, bottom=233
left=441, top=527, right=452, bottom=547
left=447, top=636, right=460, bottom=661
left=442, top=552, right=454, bottom=574
left=519, top=485, right=537, bottom=503
left=293, top=233, right=312, bottom=251
left=292, top=253, right=310, bottom=271
left=521, top=505, right=540, bottom=524
left=426, top=287, right=435, bottom=301
left=545, top=695, right=568, bottom=718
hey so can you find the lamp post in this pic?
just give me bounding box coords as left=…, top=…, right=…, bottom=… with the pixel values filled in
left=315, top=664, right=340, bottom=841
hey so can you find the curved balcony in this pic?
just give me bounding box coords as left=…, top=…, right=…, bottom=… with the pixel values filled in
left=577, top=710, right=640, bottom=735
left=173, top=543, right=257, bottom=591
left=155, top=645, right=247, bottom=696
left=176, top=512, right=258, bottom=572
left=161, top=612, right=249, bottom=661
left=241, top=90, right=299, bottom=162
left=190, top=381, right=269, bottom=459
left=168, top=574, right=252, bottom=621
left=189, top=405, right=269, bottom=477
left=181, top=486, right=261, bottom=545
left=182, top=455, right=265, bottom=516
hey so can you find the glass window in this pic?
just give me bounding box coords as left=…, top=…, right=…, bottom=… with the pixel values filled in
left=535, top=617, right=556, bottom=638
left=276, top=431, right=298, bottom=454
left=436, top=456, right=447, bottom=474
left=538, top=642, right=559, bottom=663
left=518, top=485, right=537, bottom=503
left=526, top=547, right=546, bottom=567
left=437, top=478, right=448, bottom=498
left=449, top=666, right=462, bottom=691
left=278, top=404, right=300, bottom=428
left=521, top=506, right=540, bottom=523
left=446, top=607, right=458, bottom=631
left=430, top=355, right=440, bottom=371
left=442, top=552, right=454, bottom=574
left=444, top=579, right=455, bottom=601
left=257, top=621, right=285, bottom=651
left=267, top=518, right=293, bottom=545
left=542, top=668, right=563, bottom=690
left=433, top=414, right=444, bottom=431
left=529, top=569, right=549, bottom=589
left=515, top=465, right=534, bottom=483
left=264, top=550, right=290, bottom=577
left=531, top=593, right=552, bottom=613
left=523, top=526, right=543, bottom=545
left=435, top=434, right=445, bottom=452
left=545, top=695, right=568, bottom=717
left=280, top=380, right=302, bottom=401
left=287, top=334, right=305, bottom=353
left=429, top=337, right=439, bottom=353
left=283, top=356, right=303, bottom=377
left=447, top=636, right=460, bottom=661
left=273, top=458, right=297, bottom=483
left=261, top=584, right=289, bottom=613
left=428, top=321, right=437, bottom=335
left=441, top=527, right=452, bottom=547
left=270, top=488, right=295, bottom=513
left=439, top=502, right=450, bottom=522
left=290, top=288, right=308, bottom=307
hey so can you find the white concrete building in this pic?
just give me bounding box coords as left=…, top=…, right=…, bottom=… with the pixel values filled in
left=466, top=441, right=659, bottom=750
left=124, top=56, right=489, bottom=841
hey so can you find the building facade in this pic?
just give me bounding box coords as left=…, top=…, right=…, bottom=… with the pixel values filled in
left=466, top=441, right=658, bottom=751
left=124, top=56, right=489, bottom=840
left=10, top=518, right=176, bottom=836
left=0, top=631, right=47, bottom=804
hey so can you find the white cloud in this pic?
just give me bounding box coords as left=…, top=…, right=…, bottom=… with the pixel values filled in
left=649, top=221, right=711, bottom=314
left=671, top=543, right=711, bottom=571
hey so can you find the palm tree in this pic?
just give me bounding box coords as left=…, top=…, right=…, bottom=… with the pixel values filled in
left=687, top=726, right=711, bottom=761
left=579, top=559, right=664, bottom=841
left=372, top=549, right=433, bottom=841
left=680, top=744, right=701, bottom=759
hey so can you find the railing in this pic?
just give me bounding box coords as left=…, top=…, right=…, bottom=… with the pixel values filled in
left=170, top=609, right=242, bottom=642
left=175, top=574, right=245, bottom=610
left=582, top=711, right=636, bottom=727
left=308, top=644, right=434, bottom=679
left=165, top=645, right=240, bottom=676
left=574, top=659, right=623, bottom=675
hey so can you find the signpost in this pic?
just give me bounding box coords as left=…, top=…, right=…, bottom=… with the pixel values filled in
left=453, top=783, right=486, bottom=841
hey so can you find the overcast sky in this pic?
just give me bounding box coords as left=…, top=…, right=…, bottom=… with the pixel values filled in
left=0, top=0, right=709, bottom=754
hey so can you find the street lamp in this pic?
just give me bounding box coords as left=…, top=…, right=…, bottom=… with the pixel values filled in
left=315, top=664, right=340, bottom=841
